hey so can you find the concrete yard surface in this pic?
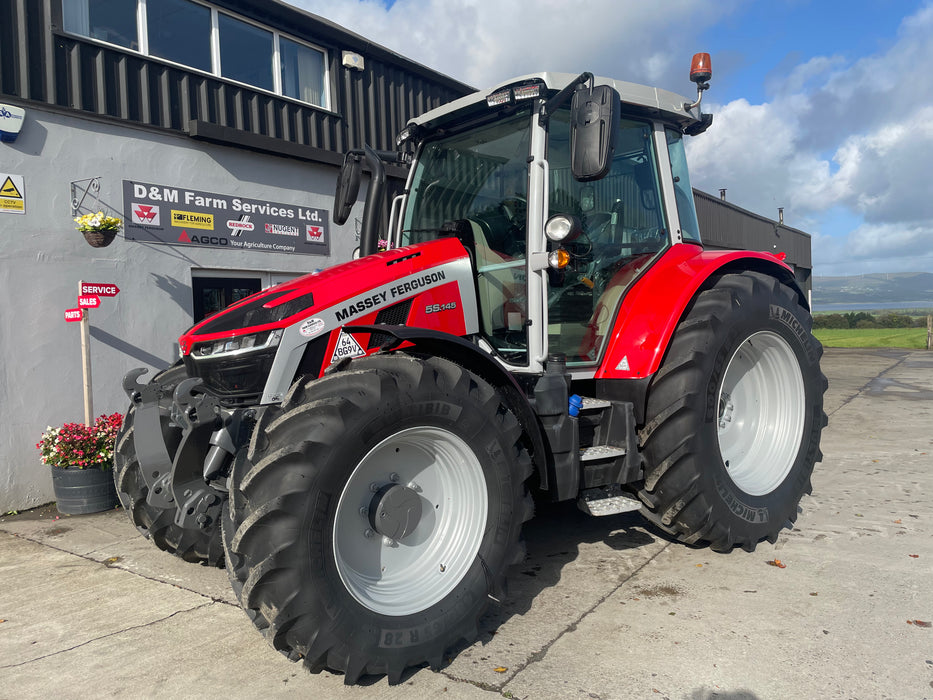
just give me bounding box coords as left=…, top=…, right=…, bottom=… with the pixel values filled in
left=1, top=348, right=931, bottom=699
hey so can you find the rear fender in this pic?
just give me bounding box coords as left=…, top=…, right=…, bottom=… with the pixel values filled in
left=597, top=245, right=804, bottom=381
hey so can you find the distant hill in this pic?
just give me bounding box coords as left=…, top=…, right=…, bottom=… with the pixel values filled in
left=813, top=272, right=933, bottom=306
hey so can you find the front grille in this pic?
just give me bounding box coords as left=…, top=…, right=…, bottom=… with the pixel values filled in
left=368, top=300, right=413, bottom=348
left=184, top=346, right=277, bottom=404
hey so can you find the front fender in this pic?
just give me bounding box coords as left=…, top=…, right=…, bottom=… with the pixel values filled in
left=596, top=245, right=803, bottom=380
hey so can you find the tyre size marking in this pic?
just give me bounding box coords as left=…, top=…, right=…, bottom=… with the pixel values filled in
left=425, top=302, right=457, bottom=314
left=380, top=621, right=445, bottom=647
left=714, top=473, right=769, bottom=523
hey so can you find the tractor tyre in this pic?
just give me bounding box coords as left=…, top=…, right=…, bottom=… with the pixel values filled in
left=114, top=364, right=225, bottom=566
left=638, top=271, right=827, bottom=552
left=224, top=353, right=533, bottom=684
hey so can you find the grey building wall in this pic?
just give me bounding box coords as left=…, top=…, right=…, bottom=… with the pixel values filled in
left=0, top=105, right=366, bottom=511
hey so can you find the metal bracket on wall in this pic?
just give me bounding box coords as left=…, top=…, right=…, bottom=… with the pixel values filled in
left=71, top=177, right=101, bottom=216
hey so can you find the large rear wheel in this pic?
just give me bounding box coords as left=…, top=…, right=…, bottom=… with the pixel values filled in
left=224, top=354, right=533, bottom=683
left=639, top=271, right=827, bottom=552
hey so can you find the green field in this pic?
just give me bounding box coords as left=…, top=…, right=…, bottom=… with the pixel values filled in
left=814, top=327, right=930, bottom=349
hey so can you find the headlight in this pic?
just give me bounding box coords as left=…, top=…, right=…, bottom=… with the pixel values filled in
left=191, top=329, right=283, bottom=359
left=545, top=214, right=583, bottom=242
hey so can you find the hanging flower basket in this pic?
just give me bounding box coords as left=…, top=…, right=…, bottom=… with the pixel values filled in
left=75, top=211, right=122, bottom=249
left=82, top=230, right=118, bottom=248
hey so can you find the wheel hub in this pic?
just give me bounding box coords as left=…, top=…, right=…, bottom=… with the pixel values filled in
left=368, top=483, right=423, bottom=541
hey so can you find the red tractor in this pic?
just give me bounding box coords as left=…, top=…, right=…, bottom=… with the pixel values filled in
left=116, top=54, right=826, bottom=684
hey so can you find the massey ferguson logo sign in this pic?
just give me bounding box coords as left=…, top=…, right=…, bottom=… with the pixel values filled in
left=122, top=180, right=330, bottom=256
left=132, top=203, right=160, bottom=225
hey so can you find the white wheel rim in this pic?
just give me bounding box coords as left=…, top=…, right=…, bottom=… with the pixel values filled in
left=333, top=426, right=488, bottom=616
left=717, top=331, right=805, bottom=496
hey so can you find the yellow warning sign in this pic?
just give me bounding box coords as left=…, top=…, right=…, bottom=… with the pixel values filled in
left=0, top=173, right=24, bottom=214
left=1, top=176, right=22, bottom=198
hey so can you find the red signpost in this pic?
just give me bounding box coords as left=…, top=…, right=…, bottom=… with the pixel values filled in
left=68, top=281, right=120, bottom=425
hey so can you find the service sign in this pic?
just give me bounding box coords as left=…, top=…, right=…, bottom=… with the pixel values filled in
left=123, top=181, right=330, bottom=257
left=80, top=283, right=120, bottom=297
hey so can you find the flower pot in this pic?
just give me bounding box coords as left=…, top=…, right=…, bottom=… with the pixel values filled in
left=51, top=465, right=120, bottom=515
left=82, top=230, right=117, bottom=248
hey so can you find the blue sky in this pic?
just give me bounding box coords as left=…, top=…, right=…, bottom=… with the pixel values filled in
left=291, top=0, right=933, bottom=277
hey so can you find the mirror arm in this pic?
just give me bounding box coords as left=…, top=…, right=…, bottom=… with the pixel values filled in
left=359, top=144, right=387, bottom=258
left=539, top=72, right=593, bottom=125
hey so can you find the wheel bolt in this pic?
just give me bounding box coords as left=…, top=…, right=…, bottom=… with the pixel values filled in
left=389, top=472, right=400, bottom=482
left=383, top=536, right=397, bottom=547
left=370, top=482, right=380, bottom=493
left=363, top=528, right=374, bottom=538
left=359, top=506, right=368, bottom=518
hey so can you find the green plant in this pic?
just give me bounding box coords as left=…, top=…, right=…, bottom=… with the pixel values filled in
left=74, top=211, right=122, bottom=233
left=36, top=413, right=123, bottom=469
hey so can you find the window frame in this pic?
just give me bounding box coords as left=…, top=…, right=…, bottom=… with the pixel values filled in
left=59, top=0, right=332, bottom=111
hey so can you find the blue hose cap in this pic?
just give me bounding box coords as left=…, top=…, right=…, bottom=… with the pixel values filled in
left=568, top=394, right=583, bottom=417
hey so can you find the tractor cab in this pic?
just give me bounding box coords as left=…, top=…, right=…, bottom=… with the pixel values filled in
left=340, top=65, right=711, bottom=375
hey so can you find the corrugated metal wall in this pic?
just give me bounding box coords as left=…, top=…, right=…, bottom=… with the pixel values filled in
left=694, top=189, right=812, bottom=267
left=0, top=0, right=470, bottom=156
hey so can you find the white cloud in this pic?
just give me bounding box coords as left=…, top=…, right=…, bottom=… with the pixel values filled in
left=288, top=0, right=738, bottom=90
left=686, top=5, right=933, bottom=275
left=285, top=0, right=933, bottom=276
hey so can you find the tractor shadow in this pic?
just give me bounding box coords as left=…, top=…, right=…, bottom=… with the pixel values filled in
left=476, top=499, right=658, bottom=638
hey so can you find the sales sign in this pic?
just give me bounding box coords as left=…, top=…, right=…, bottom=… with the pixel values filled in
left=78, top=295, right=101, bottom=308
left=123, top=180, right=330, bottom=257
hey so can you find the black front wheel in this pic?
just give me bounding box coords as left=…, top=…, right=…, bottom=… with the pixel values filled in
left=224, top=353, right=533, bottom=683
left=114, top=364, right=225, bottom=565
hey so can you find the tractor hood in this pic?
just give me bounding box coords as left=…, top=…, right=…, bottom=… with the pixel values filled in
left=178, top=237, right=480, bottom=405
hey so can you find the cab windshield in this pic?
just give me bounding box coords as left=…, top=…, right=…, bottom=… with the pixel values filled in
left=401, top=107, right=672, bottom=366
left=402, top=112, right=532, bottom=363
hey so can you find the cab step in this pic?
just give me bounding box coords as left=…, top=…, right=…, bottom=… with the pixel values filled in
left=577, top=484, right=642, bottom=517
left=580, top=444, right=627, bottom=461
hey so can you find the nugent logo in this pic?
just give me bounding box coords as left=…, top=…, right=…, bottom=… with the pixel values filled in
left=265, top=223, right=299, bottom=236
left=132, top=203, right=160, bottom=225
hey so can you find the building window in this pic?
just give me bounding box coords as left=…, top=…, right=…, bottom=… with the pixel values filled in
left=60, top=0, right=329, bottom=109
left=63, top=0, right=138, bottom=50
left=280, top=37, right=326, bottom=107
left=192, top=276, right=262, bottom=322
left=147, top=0, right=212, bottom=73
left=218, top=13, right=274, bottom=93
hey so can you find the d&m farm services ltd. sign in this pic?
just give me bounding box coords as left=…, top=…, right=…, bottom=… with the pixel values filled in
left=122, top=181, right=330, bottom=256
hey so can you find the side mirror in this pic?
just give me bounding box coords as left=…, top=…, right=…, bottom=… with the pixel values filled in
left=333, top=152, right=362, bottom=225
left=570, top=84, right=620, bottom=182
